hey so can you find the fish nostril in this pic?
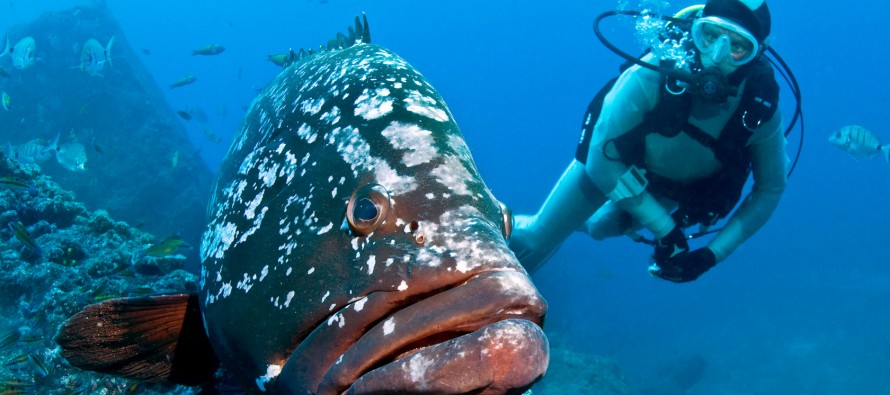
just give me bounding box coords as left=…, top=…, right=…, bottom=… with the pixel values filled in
left=409, top=221, right=419, bottom=232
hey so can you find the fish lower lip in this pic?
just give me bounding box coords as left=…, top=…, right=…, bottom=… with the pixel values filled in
left=317, top=270, right=548, bottom=394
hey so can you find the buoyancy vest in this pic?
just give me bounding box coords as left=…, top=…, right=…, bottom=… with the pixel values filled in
left=575, top=56, right=779, bottom=227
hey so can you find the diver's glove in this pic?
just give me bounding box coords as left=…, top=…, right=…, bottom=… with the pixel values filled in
left=650, top=247, right=717, bottom=283
left=652, top=225, right=689, bottom=267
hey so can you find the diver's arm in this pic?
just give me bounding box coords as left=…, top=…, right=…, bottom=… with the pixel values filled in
left=707, top=114, right=787, bottom=261
left=585, top=60, right=677, bottom=238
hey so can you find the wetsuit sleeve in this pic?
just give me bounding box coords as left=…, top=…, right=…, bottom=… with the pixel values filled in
left=584, top=58, right=677, bottom=238
left=707, top=113, right=787, bottom=261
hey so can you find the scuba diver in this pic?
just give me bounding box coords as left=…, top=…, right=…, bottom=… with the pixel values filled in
left=510, top=0, right=795, bottom=283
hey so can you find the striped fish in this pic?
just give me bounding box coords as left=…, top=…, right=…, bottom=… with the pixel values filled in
left=829, top=125, right=890, bottom=163
left=5, top=139, right=54, bottom=164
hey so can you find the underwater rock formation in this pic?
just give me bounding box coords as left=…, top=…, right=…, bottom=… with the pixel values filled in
left=0, top=154, right=197, bottom=393
left=0, top=4, right=213, bottom=266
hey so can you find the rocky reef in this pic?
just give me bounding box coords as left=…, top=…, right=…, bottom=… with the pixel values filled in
left=0, top=4, right=214, bottom=269
left=0, top=154, right=197, bottom=394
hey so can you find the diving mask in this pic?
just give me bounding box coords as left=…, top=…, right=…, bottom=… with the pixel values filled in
left=692, top=16, right=759, bottom=66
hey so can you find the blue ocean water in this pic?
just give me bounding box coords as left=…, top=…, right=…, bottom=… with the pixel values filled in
left=3, top=0, right=889, bottom=393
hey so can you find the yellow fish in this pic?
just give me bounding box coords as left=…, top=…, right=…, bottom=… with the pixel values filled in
left=267, top=53, right=288, bottom=67
left=2, top=91, right=10, bottom=111
left=138, top=235, right=191, bottom=258
left=8, top=222, right=39, bottom=252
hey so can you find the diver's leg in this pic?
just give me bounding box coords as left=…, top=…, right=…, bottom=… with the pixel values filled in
left=583, top=195, right=679, bottom=242
left=583, top=201, right=634, bottom=240
left=510, top=160, right=606, bottom=273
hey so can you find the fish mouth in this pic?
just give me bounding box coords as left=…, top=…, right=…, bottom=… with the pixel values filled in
left=279, top=270, right=548, bottom=394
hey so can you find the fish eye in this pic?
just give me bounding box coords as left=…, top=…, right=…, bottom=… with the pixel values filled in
left=346, top=183, right=391, bottom=236
left=498, top=201, right=513, bottom=241
left=353, top=198, right=378, bottom=221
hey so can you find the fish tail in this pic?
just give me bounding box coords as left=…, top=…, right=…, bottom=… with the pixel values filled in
left=0, top=36, right=8, bottom=57
left=106, top=35, right=115, bottom=66
left=55, top=294, right=219, bottom=385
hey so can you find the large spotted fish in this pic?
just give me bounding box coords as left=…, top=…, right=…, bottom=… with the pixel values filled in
left=57, top=15, right=549, bottom=394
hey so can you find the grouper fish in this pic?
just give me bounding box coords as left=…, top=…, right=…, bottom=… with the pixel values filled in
left=56, top=15, right=549, bottom=394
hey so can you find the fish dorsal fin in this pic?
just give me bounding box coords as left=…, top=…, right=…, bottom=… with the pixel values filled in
left=55, top=294, right=219, bottom=385
left=282, top=13, right=371, bottom=68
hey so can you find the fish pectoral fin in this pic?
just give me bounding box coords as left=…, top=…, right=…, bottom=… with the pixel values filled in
left=55, top=293, right=219, bottom=386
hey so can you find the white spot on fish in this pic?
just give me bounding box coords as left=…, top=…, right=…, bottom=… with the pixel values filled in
left=300, top=96, right=325, bottom=116
left=202, top=222, right=238, bottom=260
left=307, top=267, right=315, bottom=275
left=259, top=265, right=269, bottom=282
left=321, top=105, right=341, bottom=125
left=244, top=191, right=265, bottom=220
left=296, top=123, right=318, bottom=144
left=354, top=296, right=368, bottom=312
left=374, top=161, right=416, bottom=195
left=284, top=291, right=295, bottom=308
left=317, top=222, right=333, bottom=235
left=330, top=126, right=417, bottom=194
left=383, top=317, right=395, bottom=335
left=398, top=280, right=408, bottom=291
left=404, top=353, right=435, bottom=384
left=354, top=87, right=394, bottom=120
left=380, top=122, right=437, bottom=167
left=322, top=290, right=330, bottom=303
left=237, top=206, right=268, bottom=244
left=237, top=273, right=254, bottom=293
left=405, top=89, right=449, bottom=122
left=367, top=255, right=376, bottom=275
left=255, top=364, right=281, bottom=392
left=257, top=160, right=281, bottom=188
left=431, top=155, right=474, bottom=196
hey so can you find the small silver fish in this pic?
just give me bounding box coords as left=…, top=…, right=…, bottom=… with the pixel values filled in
left=80, top=36, right=114, bottom=76
left=55, top=142, right=88, bottom=171
left=1, top=36, right=37, bottom=70
left=829, top=125, right=890, bottom=162
left=5, top=139, right=54, bottom=164
left=170, top=75, right=197, bottom=89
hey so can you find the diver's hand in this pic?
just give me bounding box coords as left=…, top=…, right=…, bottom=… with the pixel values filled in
left=652, top=225, right=689, bottom=267
left=650, top=247, right=717, bottom=283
